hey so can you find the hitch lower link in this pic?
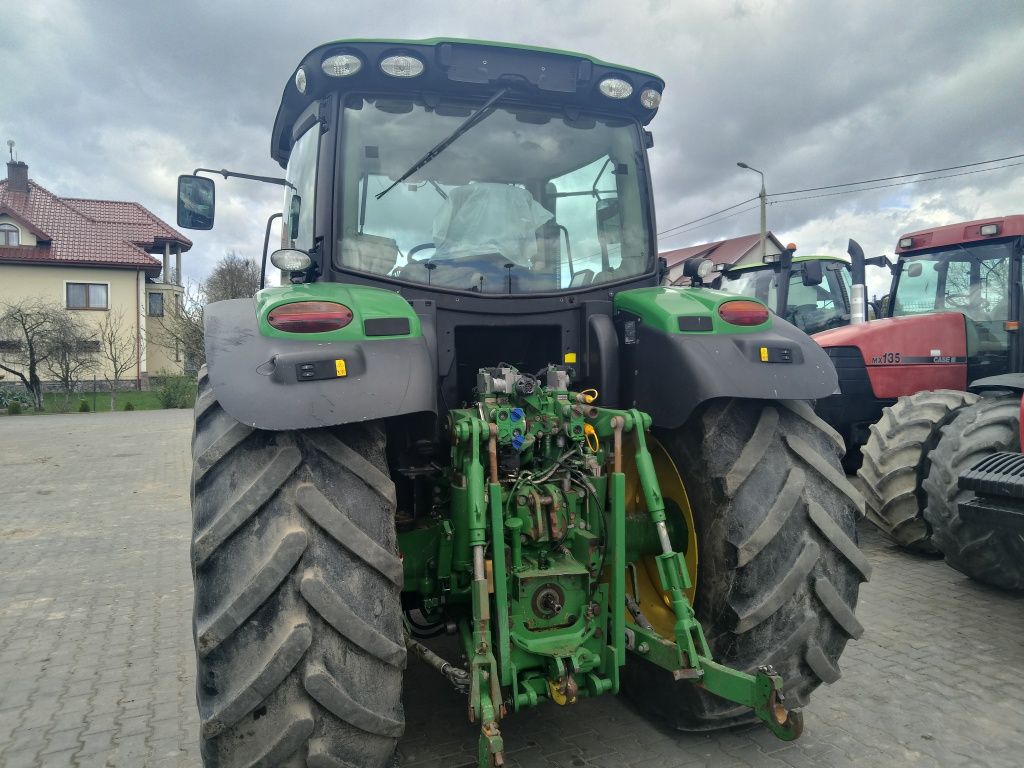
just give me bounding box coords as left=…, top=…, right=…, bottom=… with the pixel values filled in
left=624, top=410, right=804, bottom=741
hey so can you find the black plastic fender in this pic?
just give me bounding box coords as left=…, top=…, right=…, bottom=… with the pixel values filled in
left=968, top=373, right=1024, bottom=395
left=618, top=315, right=838, bottom=429
left=203, top=298, right=436, bottom=430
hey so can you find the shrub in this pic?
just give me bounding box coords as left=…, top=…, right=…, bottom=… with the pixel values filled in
left=0, top=387, right=32, bottom=410
left=123, top=401, right=136, bottom=411
left=157, top=375, right=197, bottom=409
left=7, top=401, right=22, bottom=415
left=78, top=399, right=91, bottom=412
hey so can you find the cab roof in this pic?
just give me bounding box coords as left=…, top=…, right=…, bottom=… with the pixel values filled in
left=271, top=37, right=666, bottom=166
left=895, top=215, right=1024, bottom=254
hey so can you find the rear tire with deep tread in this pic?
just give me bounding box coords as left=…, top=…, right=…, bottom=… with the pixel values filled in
left=922, top=395, right=1024, bottom=590
left=191, top=368, right=405, bottom=767
left=857, top=390, right=978, bottom=553
left=622, top=399, right=870, bottom=730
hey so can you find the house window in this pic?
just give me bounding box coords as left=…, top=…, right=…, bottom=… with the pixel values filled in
left=0, top=223, right=18, bottom=246
left=148, top=292, right=164, bottom=317
left=66, top=282, right=109, bottom=310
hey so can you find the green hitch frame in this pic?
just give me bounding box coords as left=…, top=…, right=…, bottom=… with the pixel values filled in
left=434, top=373, right=803, bottom=768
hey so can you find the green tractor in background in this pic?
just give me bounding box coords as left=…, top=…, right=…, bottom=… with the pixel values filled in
left=715, top=253, right=858, bottom=334
left=178, top=38, right=868, bottom=768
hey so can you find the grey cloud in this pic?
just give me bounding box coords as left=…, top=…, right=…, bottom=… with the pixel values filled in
left=1, top=0, right=1021, bottom=281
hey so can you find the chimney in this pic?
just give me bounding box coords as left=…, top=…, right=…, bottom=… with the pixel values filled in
left=6, top=160, right=28, bottom=194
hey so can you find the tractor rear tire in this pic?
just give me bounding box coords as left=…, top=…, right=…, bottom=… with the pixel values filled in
left=623, top=399, right=870, bottom=730
left=191, top=368, right=405, bottom=767
left=857, top=390, right=978, bottom=553
left=922, top=395, right=1024, bottom=590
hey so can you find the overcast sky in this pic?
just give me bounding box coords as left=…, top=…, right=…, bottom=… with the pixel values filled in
left=3, top=0, right=1022, bottom=295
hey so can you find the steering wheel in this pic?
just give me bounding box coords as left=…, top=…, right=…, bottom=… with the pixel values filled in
left=943, top=293, right=968, bottom=307
left=407, top=242, right=436, bottom=261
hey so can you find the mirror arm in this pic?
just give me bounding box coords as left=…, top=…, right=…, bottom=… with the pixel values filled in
left=260, top=212, right=284, bottom=290
left=192, top=168, right=296, bottom=190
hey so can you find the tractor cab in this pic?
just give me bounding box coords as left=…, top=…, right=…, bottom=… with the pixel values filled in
left=271, top=39, right=662, bottom=299
left=887, top=231, right=1021, bottom=379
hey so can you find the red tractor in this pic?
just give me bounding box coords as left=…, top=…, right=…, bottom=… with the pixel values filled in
left=813, top=215, right=1024, bottom=566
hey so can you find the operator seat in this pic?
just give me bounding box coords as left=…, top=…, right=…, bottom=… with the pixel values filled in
left=432, top=182, right=553, bottom=266
left=423, top=182, right=554, bottom=291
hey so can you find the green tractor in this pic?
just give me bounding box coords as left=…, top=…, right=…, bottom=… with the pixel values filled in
left=177, top=38, right=869, bottom=768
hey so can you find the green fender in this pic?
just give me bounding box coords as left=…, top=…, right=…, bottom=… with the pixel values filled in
left=202, top=283, right=435, bottom=431
left=613, top=287, right=838, bottom=428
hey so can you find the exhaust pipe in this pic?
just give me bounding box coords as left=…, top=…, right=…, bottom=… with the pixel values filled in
left=847, top=238, right=867, bottom=324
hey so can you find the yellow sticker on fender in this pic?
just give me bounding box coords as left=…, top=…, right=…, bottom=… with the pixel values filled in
left=759, top=346, right=769, bottom=362
left=335, top=359, right=347, bottom=377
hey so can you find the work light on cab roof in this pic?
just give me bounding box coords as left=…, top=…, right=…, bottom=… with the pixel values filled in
left=380, top=54, right=425, bottom=77
left=321, top=54, right=362, bottom=77
left=599, top=77, right=633, bottom=99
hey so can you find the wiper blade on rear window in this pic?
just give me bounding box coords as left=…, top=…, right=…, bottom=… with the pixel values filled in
left=375, top=87, right=510, bottom=200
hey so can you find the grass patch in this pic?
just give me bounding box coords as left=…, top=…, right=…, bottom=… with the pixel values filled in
left=39, top=389, right=166, bottom=413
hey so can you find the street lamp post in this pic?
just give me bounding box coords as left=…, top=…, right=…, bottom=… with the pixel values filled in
left=737, top=162, right=767, bottom=263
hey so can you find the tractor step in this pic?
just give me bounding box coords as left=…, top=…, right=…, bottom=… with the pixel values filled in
left=958, top=452, right=1024, bottom=533
left=959, top=451, right=1024, bottom=499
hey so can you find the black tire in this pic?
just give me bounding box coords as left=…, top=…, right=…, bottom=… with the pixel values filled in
left=191, top=367, right=406, bottom=767
left=856, top=390, right=978, bottom=553
left=922, top=395, right=1024, bottom=590
left=622, top=399, right=870, bottom=730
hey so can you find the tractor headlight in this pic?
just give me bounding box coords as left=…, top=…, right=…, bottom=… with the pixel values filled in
left=639, top=88, right=662, bottom=109
left=294, top=68, right=307, bottom=94
left=683, top=257, right=715, bottom=281
left=598, top=77, right=633, bottom=99
left=270, top=248, right=312, bottom=272
left=381, top=55, right=425, bottom=78
left=322, top=54, right=362, bottom=77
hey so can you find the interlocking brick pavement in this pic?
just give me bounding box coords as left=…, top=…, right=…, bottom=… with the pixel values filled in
left=1, top=410, right=1022, bottom=767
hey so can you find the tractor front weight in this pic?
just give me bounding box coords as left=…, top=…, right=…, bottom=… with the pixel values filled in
left=399, top=366, right=802, bottom=766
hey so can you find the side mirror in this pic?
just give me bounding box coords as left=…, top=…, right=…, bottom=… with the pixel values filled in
left=801, top=259, right=823, bottom=286
left=177, top=175, right=215, bottom=230
left=595, top=198, right=621, bottom=245
left=906, top=262, right=923, bottom=278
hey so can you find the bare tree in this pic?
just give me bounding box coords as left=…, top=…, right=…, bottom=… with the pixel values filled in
left=203, top=251, right=261, bottom=303
left=155, top=252, right=262, bottom=371
left=96, top=311, right=138, bottom=409
left=0, top=299, right=65, bottom=410
left=43, top=312, right=98, bottom=411
left=156, top=280, right=206, bottom=371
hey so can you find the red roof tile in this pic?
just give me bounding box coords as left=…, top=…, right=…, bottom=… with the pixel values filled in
left=0, top=176, right=191, bottom=274
left=661, top=232, right=789, bottom=269
left=661, top=234, right=764, bottom=268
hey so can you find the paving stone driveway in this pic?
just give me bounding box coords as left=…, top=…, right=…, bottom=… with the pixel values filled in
left=0, top=410, right=1022, bottom=767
